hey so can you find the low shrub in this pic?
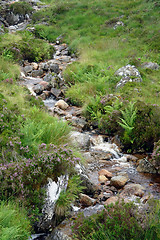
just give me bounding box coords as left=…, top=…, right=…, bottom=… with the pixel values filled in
left=73, top=201, right=143, bottom=240
left=0, top=144, right=79, bottom=218
left=0, top=201, right=31, bottom=240
left=73, top=200, right=160, bottom=240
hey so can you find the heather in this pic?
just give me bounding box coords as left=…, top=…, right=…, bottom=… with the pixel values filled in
left=0, top=143, right=79, bottom=221
left=73, top=200, right=160, bottom=240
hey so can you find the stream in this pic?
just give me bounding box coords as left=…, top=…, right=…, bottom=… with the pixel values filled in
left=3, top=2, right=159, bottom=239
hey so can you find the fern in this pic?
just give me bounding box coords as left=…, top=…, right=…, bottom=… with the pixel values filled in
left=118, top=102, right=137, bottom=135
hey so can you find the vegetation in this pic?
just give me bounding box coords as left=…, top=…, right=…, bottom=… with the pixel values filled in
left=0, top=201, right=31, bottom=240
left=30, top=0, right=160, bottom=152
left=73, top=200, right=160, bottom=240
left=0, top=0, right=160, bottom=237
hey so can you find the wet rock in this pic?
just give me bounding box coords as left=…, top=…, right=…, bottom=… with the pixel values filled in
left=115, top=64, right=142, bottom=88
left=98, top=191, right=113, bottom=201
left=53, top=107, right=65, bottom=116
left=120, top=184, right=145, bottom=198
left=70, top=131, right=90, bottom=150
left=110, top=175, right=128, bottom=188
left=141, top=194, right=153, bottom=204
left=90, top=135, right=103, bottom=146
left=50, top=63, right=60, bottom=74
left=55, top=100, right=69, bottom=110
left=141, top=62, right=159, bottom=70
left=33, top=84, right=44, bottom=94
left=125, top=154, right=138, bottom=162
left=70, top=116, right=87, bottom=129
left=32, top=69, right=44, bottom=77
left=39, top=81, right=51, bottom=90
left=98, top=169, right=112, bottom=178
left=137, top=158, right=157, bottom=174
left=104, top=196, right=119, bottom=206
left=79, top=193, right=96, bottom=207
left=98, top=175, right=108, bottom=183
left=40, top=62, right=49, bottom=71
left=44, top=73, right=54, bottom=82
left=24, top=65, right=33, bottom=74
left=51, top=88, right=61, bottom=98
left=46, top=221, right=72, bottom=240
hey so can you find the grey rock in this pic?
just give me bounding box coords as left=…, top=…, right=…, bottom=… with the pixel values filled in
left=51, top=88, right=61, bottom=98
left=115, top=64, right=142, bottom=88
left=113, top=21, right=124, bottom=29
left=33, top=84, right=44, bottom=94
left=44, top=73, right=54, bottom=82
left=24, top=65, right=33, bottom=74
left=50, top=63, right=60, bottom=74
left=70, top=116, right=87, bottom=129
left=141, top=62, right=159, bottom=70
left=40, top=62, right=49, bottom=71
left=32, top=69, right=43, bottom=77
left=70, top=131, right=90, bottom=150
left=137, top=158, right=157, bottom=174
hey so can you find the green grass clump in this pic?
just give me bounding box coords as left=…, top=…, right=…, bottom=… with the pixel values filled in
left=9, top=1, right=33, bottom=15
left=0, top=32, right=54, bottom=63
left=0, top=201, right=31, bottom=240
left=0, top=57, right=20, bottom=82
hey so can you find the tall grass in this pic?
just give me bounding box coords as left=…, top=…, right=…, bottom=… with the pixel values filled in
left=0, top=201, right=31, bottom=240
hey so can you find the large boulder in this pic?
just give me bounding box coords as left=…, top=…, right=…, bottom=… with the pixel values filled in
left=70, top=131, right=90, bottom=150
left=115, top=64, right=142, bottom=88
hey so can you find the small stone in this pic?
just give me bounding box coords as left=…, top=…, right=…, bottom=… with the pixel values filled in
left=51, top=88, right=61, bottom=98
left=110, top=175, right=128, bottom=188
left=98, top=169, right=112, bottom=178
left=55, top=100, right=69, bottom=110
left=104, top=196, right=119, bottom=206
left=79, top=193, right=96, bottom=207
left=98, top=175, right=108, bottom=183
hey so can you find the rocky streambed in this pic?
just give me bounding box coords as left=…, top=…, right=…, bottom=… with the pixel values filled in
left=19, top=39, right=160, bottom=240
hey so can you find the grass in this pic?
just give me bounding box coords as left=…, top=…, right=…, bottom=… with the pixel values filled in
left=31, top=0, right=159, bottom=106
left=0, top=201, right=31, bottom=240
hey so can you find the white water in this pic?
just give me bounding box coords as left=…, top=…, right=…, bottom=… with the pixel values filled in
left=42, top=175, right=68, bottom=220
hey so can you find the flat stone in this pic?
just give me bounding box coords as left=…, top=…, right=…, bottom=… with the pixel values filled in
left=110, top=175, right=128, bottom=188
left=70, top=131, right=90, bottom=150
